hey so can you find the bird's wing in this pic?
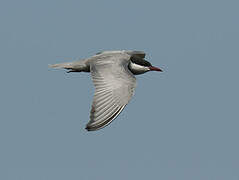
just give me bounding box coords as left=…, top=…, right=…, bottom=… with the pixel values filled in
left=125, top=50, right=146, bottom=58
left=96, top=50, right=146, bottom=58
left=86, top=53, right=136, bottom=131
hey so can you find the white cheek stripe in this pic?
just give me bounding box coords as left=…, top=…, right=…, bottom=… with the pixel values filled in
left=130, top=62, right=150, bottom=71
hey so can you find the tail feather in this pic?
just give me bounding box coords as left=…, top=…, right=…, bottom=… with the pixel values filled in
left=49, top=59, right=89, bottom=72
left=48, top=62, right=73, bottom=69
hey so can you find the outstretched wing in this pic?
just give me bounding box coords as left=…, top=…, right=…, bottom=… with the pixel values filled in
left=96, top=50, right=146, bottom=58
left=86, top=53, right=136, bottom=131
left=125, top=50, right=146, bottom=58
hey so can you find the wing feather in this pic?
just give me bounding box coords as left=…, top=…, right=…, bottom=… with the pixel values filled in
left=85, top=53, right=136, bottom=131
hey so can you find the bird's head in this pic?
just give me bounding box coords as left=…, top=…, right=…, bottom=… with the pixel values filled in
left=128, top=55, right=162, bottom=75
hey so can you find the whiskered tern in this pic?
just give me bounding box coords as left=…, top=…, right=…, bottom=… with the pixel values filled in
left=49, top=50, right=162, bottom=131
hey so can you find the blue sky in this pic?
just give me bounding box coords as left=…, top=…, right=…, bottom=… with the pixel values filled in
left=0, top=0, right=239, bottom=179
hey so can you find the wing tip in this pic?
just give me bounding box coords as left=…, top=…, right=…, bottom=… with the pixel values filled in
left=85, top=126, right=91, bottom=131
left=85, top=124, right=98, bottom=131
left=85, top=105, right=126, bottom=131
left=85, top=121, right=106, bottom=131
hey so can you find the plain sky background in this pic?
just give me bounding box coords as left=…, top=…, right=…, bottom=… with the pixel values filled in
left=0, top=0, right=239, bottom=179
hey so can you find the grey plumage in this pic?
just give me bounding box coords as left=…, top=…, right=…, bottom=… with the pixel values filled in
left=49, top=50, right=162, bottom=131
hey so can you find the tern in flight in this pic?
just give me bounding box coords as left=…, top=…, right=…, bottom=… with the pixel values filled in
left=49, top=50, right=162, bottom=131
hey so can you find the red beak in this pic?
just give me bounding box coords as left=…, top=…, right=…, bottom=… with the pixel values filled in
left=149, top=66, right=163, bottom=72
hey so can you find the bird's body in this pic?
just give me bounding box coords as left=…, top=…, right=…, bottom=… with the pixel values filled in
left=49, top=50, right=162, bottom=131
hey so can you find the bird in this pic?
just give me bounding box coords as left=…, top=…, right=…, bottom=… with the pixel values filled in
left=49, top=50, right=162, bottom=131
